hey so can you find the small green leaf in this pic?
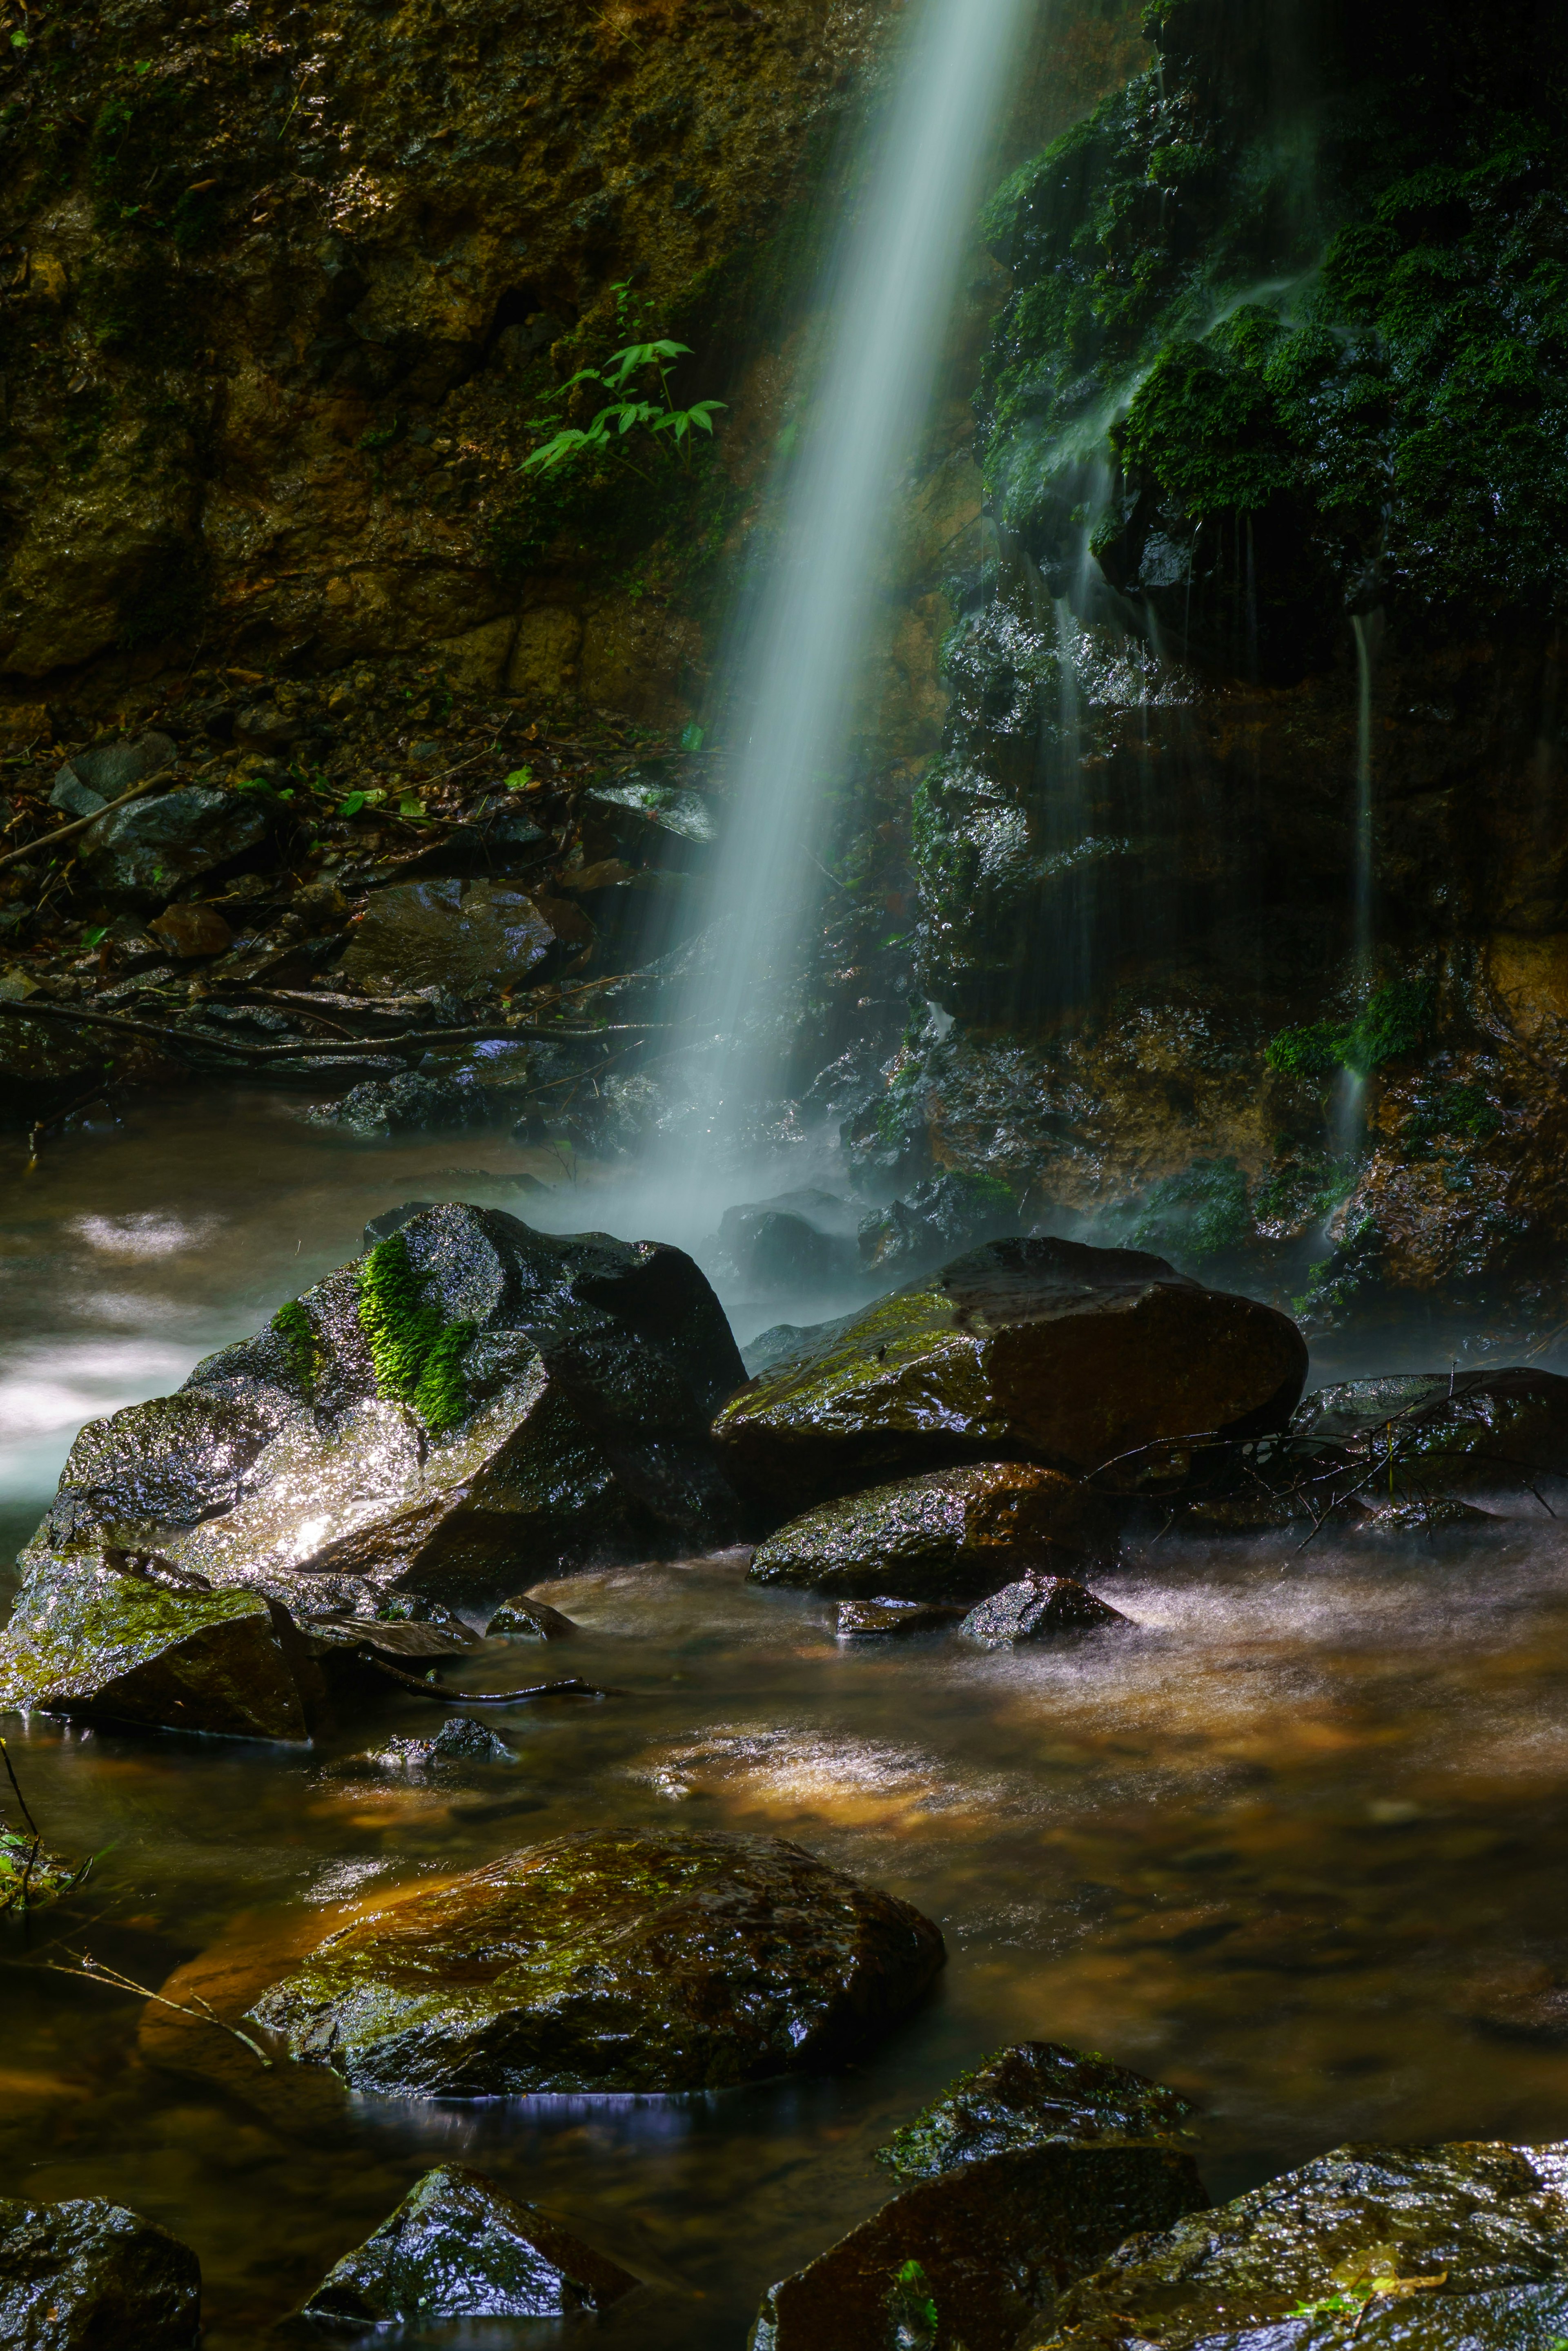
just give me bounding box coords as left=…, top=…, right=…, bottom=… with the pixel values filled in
left=338, top=791, right=367, bottom=816
left=504, top=767, right=533, bottom=792
left=10, top=29, right=27, bottom=47
left=82, top=925, right=109, bottom=948
left=679, top=723, right=704, bottom=752
left=398, top=794, right=424, bottom=817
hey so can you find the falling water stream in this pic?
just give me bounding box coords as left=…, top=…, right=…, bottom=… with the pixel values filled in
left=681, top=0, right=1033, bottom=1140
left=1333, top=611, right=1380, bottom=1157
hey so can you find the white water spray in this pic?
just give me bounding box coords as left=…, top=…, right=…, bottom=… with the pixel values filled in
left=1333, top=609, right=1379, bottom=1155
left=681, top=0, right=1034, bottom=1143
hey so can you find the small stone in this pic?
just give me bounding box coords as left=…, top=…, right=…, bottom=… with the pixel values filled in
left=835, top=1597, right=965, bottom=1637
left=0, top=2194, right=201, bottom=2350
left=49, top=771, right=107, bottom=820
left=317, top=1071, right=495, bottom=1140
left=57, top=732, right=177, bottom=806
left=354, top=1716, right=516, bottom=1769
left=486, top=1594, right=578, bottom=1640
left=300, top=2164, right=637, bottom=2325
left=958, top=1574, right=1126, bottom=1649
left=877, top=2041, right=1198, bottom=2181
left=148, top=904, right=234, bottom=959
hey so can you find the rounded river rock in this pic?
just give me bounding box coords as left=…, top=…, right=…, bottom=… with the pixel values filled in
left=247, top=1828, right=945, bottom=2096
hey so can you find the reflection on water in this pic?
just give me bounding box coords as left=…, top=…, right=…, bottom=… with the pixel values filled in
left=4, top=1097, right=1568, bottom=2345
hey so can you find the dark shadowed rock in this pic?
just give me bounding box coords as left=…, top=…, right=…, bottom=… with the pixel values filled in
left=27, top=1203, right=747, bottom=1619
left=53, top=731, right=176, bottom=810
left=857, top=1171, right=1020, bottom=1277
left=247, top=1828, right=945, bottom=2095
left=486, top=1593, right=577, bottom=1639
left=876, top=2042, right=1197, bottom=2182
left=0, top=2195, right=201, bottom=2349
left=1020, top=2139, right=1568, bottom=2350
left=339, top=877, right=580, bottom=995
left=1293, top=1370, right=1568, bottom=1512
left=715, top=1238, right=1308, bottom=1508
left=0, top=1555, right=315, bottom=1740
left=835, top=1597, right=967, bottom=1637
left=318, top=1071, right=496, bottom=1140
left=300, top=2163, right=638, bottom=2324
left=350, top=1716, right=517, bottom=1769
left=80, top=785, right=269, bottom=909
left=958, top=1574, right=1127, bottom=1649
left=749, top=1462, right=1118, bottom=1602
left=718, top=1198, right=857, bottom=1297
left=750, top=2142, right=1207, bottom=2351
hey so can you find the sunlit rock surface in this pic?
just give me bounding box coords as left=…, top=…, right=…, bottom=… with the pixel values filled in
left=717, top=1237, right=1307, bottom=1506
left=749, top=1461, right=1116, bottom=1600
left=957, top=1572, right=1126, bottom=1648
left=1020, top=2140, right=1568, bottom=2350
left=300, top=2164, right=638, bottom=2325
left=0, top=2195, right=201, bottom=2350
left=247, top=1828, right=945, bottom=2095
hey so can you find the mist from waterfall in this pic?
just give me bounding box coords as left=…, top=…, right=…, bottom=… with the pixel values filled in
left=1333, top=611, right=1379, bottom=1155
left=678, top=0, right=1035, bottom=1149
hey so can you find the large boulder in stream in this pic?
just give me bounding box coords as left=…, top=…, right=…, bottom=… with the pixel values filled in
left=1020, top=2139, right=1568, bottom=2350
left=246, top=1828, right=944, bottom=2095
left=19, top=1204, right=746, bottom=1641
left=715, top=1237, right=1307, bottom=1509
left=752, top=2041, right=1205, bottom=2351
left=748, top=1462, right=1117, bottom=1601
left=0, top=2195, right=201, bottom=2349
left=301, top=2165, right=639, bottom=2326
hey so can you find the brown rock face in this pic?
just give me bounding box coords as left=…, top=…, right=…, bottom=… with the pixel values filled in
left=339, top=877, right=581, bottom=995
left=717, top=1238, right=1308, bottom=1505
left=148, top=904, right=234, bottom=958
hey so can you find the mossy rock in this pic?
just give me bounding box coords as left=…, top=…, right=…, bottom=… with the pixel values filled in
left=300, top=2164, right=638, bottom=2325
left=716, top=1238, right=1307, bottom=1508
left=1020, top=2140, right=1568, bottom=2350
left=749, top=1463, right=1117, bottom=1602
left=247, top=1829, right=945, bottom=2097
left=877, top=2040, right=1197, bottom=2184
left=0, top=1555, right=315, bottom=1741
left=751, top=2141, right=1207, bottom=2351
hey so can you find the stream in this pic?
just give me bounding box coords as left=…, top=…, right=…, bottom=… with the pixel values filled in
left=4, top=1096, right=1568, bottom=2347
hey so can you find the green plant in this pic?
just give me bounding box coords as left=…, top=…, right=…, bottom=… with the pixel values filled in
left=1267, top=980, right=1434, bottom=1083
left=885, top=2258, right=940, bottom=2351
left=523, top=339, right=724, bottom=480
left=356, top=1230, right=475, bottom=1434
left=271, top=1299, right=321, bottom=1398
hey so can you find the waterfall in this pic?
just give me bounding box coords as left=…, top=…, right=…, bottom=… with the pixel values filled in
left=679, top=0, right=1034, bottom=1147
left=1334, top=610, right=1379, bottom=1155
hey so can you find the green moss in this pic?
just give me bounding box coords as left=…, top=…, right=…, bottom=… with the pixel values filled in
left=885, top=2259, right=940, bottom=2350
left=1130, top=1156, right=1252, bottom=1261
left=271, top=1299, right=321, bottom=1399
left=1266, top=981, right=1434, bottom=1082
left=356, top=1231, right=474, bottom=1434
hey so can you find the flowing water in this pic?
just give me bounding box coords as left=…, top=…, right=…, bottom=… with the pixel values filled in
left=679, top=0, right=1033, bottom=1135
left=7, top=1100, right=1568, bottom=2344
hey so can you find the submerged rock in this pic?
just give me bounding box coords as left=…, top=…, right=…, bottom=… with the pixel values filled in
left=1021, top=2139, right=1568, bottom=2349
left=351, top=1715, right=517, bottom=1770
left=0, top=2195, right=201, bottom=2349
left=749, top=1462, right=1116, bottom=1601
left=0, top=1555, right=316, bottom=1741
left=876, top=2041, right=1198, bottom=2182
left=715, top=1237, right=1307, bottom=1508
left=485, top=1594, right=577, bottom=1640
left=300, top=2164, right=638, bottom=2325
left=751, top=2141, right=1206, bottom=2351
left=339, top=877, right=580, bottom=996
left=835, top=1597, right=966, bottom=1637
left=247, top=1828, right=944, bottom=2095
left=27, top=1203, right=746, bottom=1619
left=958, top=1573, right=1126, bottom=1649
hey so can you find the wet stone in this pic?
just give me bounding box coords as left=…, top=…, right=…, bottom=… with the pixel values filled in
left=300, top=2163, right=638, bottom=2326
left=485, top=1593, right=577, bottom=1640
left=1021, top=2139, right=1568, bottom=2350
left=352, top=1716, right=517, bottom=1770
left=1292, top=1369, right=1568, bottom=1511
left=718, top=1202, right=855, bottom=1297
left=876, top=2041, right=1198, bottom=2182
left=958, top=1573, right=1127, bottom=1649
left=316, top=1070, right=495, bottom=1140
left=835, top=1597, right=967, bottom=1637
left=246, top=1827, right=946, bottom=2096
left=80, top=785, right=269, bottom=910
left=339, top=877, right=578, bottom=996
left=146, top=904, right=233, bottom=959
left=716, top=1236, right=1308, bottom=1508
left=750, top=1461, right=1116, bottom=1602
left=0, top=2194, right=201, bottom=2350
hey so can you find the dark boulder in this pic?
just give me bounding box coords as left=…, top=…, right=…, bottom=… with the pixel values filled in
left=857, top=1171, right=1020, bottom=1277
left=835, top=1597, right=967, bottom=1637
left=1020, top=2139, right=1568, bottom=2350
left=751, top=2141, right=1206, bottom=2351
left=717, top=1192, right=859, bottom=1298
left=339, top=877, right=581, bottom=995
left=1292, top=1369, right=1568, bottom=1513
left=29, top=1203, right=747, bottom=1619
left=52, top=731, right=176, bottom=812
left=0, top=1555, right=318, bottom=1740
left=80, top=785, right=269, bottom=909
left=486, top=1593, right=577, bottom=1639
left=749, top=1463, right=1117, bottom=1602
left=300, top=2164, right=638, bottom=2325
left=316, top=1071, right=496, bottom=1140
left=716, top=1237, right=1307, bottom=1507
left=247, top=1827, right=945, bottom=2095
left=876, top=2041, right=1197, bottom=2181
left=958, top=1574, right=1127, bottom=1649
left=0, top=2195, right=200, bottom=2349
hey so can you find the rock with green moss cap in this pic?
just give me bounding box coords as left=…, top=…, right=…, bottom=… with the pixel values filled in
left=0, top=1553, right=317, bottom=1741
left=1018, top=2139, right=1568, bottom=2351
left=26, top=1204, right=746, bottom=1620
left=0, top=2195, right=202, bottom=2349
left=716, top=1237, right=1307, bottom=1510
left=245, top=1827, right=945, bottom=2096
left=300, top=2164, right=639, bottom=2326
left=749, top=1461, right=1118, bottom=1602
left=877, top=2041, right=1197, bottom=2184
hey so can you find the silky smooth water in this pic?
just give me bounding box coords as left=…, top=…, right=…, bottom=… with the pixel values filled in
left=5, top=1100, right=1568, bottom=2349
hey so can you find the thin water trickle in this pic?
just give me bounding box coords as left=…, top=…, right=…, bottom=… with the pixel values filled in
left=1332, top=611, right=1381, bottom=1160
left=680, top=0, right=1034, bottom=1142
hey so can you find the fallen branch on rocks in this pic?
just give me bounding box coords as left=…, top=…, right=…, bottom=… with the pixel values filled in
left=0, top=769, right=170, bottom=877
left=36, top=1947, right=274, bottom=2068
left=0, top=994, right=670, bottom=1065
left=360, top=1657, right=617, bottom=1703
